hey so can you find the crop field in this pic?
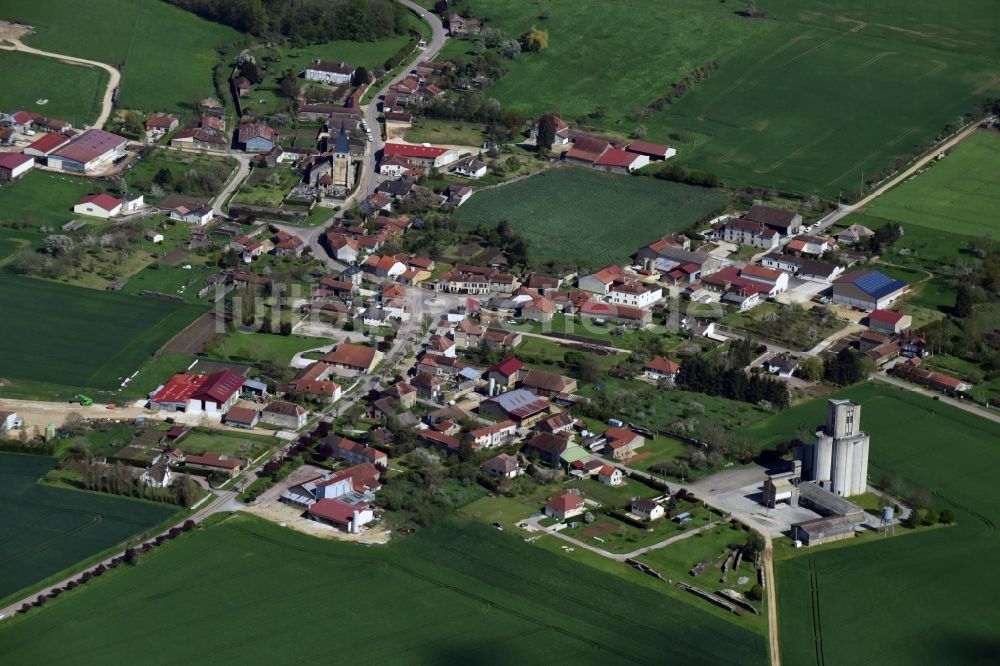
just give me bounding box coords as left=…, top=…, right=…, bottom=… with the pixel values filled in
left=858, top=131, right=1000, bottom=239
left=0, top=0, right=242, bottom=116
left=0, top=51, right=107, bottom=127
left=0, top=275, right=206, bottom=391
left=745, top=382, right=1000, bottom=665
left=455, top=168, right=727, bottom=267
left=0, top=514, right=767, bottom=663
left=0, top=453, right=176, bottom=604
left=466, top=0, right=1000, bottom=197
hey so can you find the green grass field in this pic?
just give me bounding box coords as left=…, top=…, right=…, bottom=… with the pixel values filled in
left=858, top=131, right=1000, bottom=239
left=0, top=513, right=768, bottom=663
left=0, top=50, right=107, bottom=127
left=455, top=167, right=727, bottom=267
left=0, top=453, right=176, bottom=604
left=1, top=0, right=243, bottom=117
left=465, top=0, right=1000, bottom=198
left=745, top=382, right=1000, bottom=665
left=0, top=171, right=108, bottom=232
left=0, top=275, right=205, bottom=391
left=205, top=332, right=325, bottom=367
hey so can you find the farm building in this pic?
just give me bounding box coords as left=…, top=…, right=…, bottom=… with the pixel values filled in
left=0, top=152, right=34, bottom=181
left=593, top=148, right=649, bottom=174
left=867, top=309, right=912, bottom=334
left=625, top=140, right=676, bottom=160
left=383, top=143, right=458, bottom=168
left=48, top=129, right=128, bottom=173
left=223, top=406, right=260, bottom=429
left=239, top=123, right=279, bottom=152
left=183, top=452, right=243, bottom=477
left=73, top=193, right=122, bottom=218
left=302, top=60, right=355, bottom=84
left=480, top=453, right=522, bottom=479
left=832, top=271, right=908, bottom=311
left=480, top=389, right=551, bottom=427
left=0, top=410, right=23, bottom=435
left=740, top=205, right=802, bottom=236
left=149, top=370, right=245, bottom=414
left=23, top=132, right=71, bottom=158
left=322, top=343, right=379, bottom=373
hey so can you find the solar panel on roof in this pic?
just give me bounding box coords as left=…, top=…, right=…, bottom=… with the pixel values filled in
left=853, top=271, right=907, bottom=299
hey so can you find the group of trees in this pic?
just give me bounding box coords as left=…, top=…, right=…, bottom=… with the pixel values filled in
left=77, top=460, right=201, bottom=507
left=823, top=348, right=871, bottom=385
left=678, top=355, right=790, bottom=410
left=863, top=222, right=902, bottom=254
left=653, top=163, right=721, bottom=188
left=168, top=0, right=408, bottom=43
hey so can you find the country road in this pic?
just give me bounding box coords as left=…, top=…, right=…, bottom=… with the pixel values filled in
left=277, top=0, right=448, bottom=270
left=0, top=21, right=119, bottom=129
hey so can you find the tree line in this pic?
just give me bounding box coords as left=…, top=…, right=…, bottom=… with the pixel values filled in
left=678, top=354, right=790, bottom=410
left=167, top=0, right=408, bottom=43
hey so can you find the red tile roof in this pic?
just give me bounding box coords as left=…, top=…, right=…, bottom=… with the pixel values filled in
left=645, top=357, right=680, bottom=374
left=626, top=140, right=671, bottom=158
left=489, top=357, right=523, bottom=378
left=185, top=452, right=241, bottom=470
left=546, top=492, right=583, bottom=513
left=384, top=143, right=449, bottom=159
left=323, top=343, right=377, bottom=370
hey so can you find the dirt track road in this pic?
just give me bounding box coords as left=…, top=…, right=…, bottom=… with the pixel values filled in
left=0, top=21, right=120, bottom=129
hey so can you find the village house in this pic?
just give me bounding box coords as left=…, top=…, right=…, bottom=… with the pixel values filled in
left=469, top=420, right=518, bottom=449
left=537, top=411, right=575, bottom=436
left=579, top=265, right=628, bottom=294
left=760, top=253, right=844, bottom=282
left=598, top=465, right=623, bottom=486
left=184, top=452, right=243, bottom=478
left=631, top=498, right=665, bottom=521
left=260, top=401, right=308, bottom=429
left=608, top=281, right=662, bottom=309
left=521, top=295, right=556, bottom=323
left=145, top=114, right=179, bottom=141
left=325, top=435, right=388, bottom=468
left=544, top=492, right=585, bottom=520
left=283, top=362, right=343, bottom=402
left=451, top=155, right=487, bottom=178
left=437, top=265, right=516, bottom=295
left=302, top=60, right=355, bottom=84
left=480, top=453, right=522, bottom=479
left=644, top=357, right=680, bottom=383
left=722, top=217, right=780, bottom=249
left=170, top=205, right=214, bottom=226
left=837, top=224, right=875, bottom=245
left=604, top=427, right=645, bottom=461
left=171, top=128, right=227, bottom=150
left=786, top=235, right=836, bottom=256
